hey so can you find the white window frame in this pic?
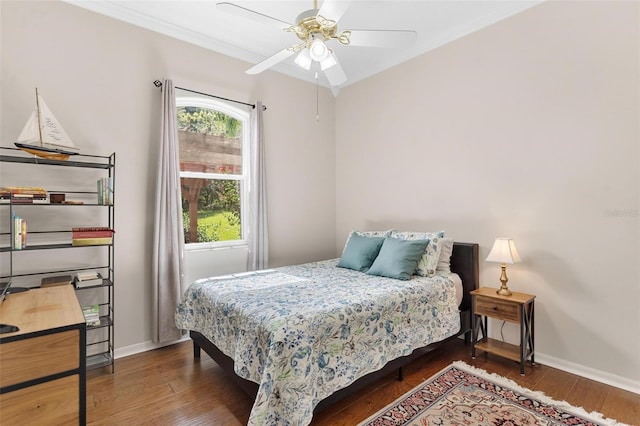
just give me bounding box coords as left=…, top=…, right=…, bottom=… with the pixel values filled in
left=176, top=96, right=250, bottom=251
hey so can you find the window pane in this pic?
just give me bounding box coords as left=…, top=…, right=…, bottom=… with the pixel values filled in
left=177, top=106, right=242, bottom=175
left=181, top=178, right=241, bottom=243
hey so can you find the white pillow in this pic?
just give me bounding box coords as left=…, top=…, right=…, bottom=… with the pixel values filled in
left=389, top=230, right=445, bottom=277
left=437, top=238, right=454, bottom=274
left=341, top=229, right=394, bottom=253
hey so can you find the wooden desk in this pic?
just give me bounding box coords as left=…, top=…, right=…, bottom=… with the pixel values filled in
left=0, top=285, right=86, bottom=425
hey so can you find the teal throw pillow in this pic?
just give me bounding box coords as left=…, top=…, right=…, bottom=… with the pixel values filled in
left=337, top=233, right=385, bottom=272
left=367, top=237, right=430, bottom=280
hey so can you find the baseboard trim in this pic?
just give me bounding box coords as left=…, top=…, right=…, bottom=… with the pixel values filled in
left=114, top=334, right=190, bottom=359
left=113, top=337, right=639, bottom=395
left=536, top=352, right=640, bottom=395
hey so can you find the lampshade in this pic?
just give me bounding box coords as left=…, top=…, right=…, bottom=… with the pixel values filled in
left=486, top=238, right=521, bottom=296
left=486, top=238, right=521, bottom=264
left=320, top=51, right=337, bottom=70
left=309, top=39, right=329, bottom=61
left=294, top=49, right=312, bottom=70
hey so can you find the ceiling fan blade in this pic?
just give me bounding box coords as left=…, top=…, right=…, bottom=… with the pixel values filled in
left=217, top=2, right=291, bottom=30
left=346, top=29, right=417, bottom=48
left=246, top=47, right=295, bottom=75
left=317, top=0, right=351, bottom=23
left=324, top=54, right=347, bottom=86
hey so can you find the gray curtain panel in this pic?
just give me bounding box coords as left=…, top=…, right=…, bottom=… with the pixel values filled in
left=151, top=79, right=185, bottom=343
left=248, top=101, right=269, bottom=271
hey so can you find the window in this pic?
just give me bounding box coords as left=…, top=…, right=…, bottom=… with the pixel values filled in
left=176, top=96, right=249, bottom=247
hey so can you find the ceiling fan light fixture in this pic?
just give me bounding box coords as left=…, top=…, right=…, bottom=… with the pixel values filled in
left=309, top=38, right=329, bottom=61
left=320, top=51, right=337, bottom=70
left=294, top=49, right=312, bottom=70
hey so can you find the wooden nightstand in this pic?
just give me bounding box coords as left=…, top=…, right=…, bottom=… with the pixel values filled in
left=471, top=287, right=535, bottom=375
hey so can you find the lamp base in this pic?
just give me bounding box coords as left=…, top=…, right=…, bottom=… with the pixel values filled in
left=496, top=286, right=512, bottom=296
left=496, top=263, right=512, bottom=296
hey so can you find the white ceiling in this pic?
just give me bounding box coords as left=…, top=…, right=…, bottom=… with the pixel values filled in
left=64, top=0, right=541, bottom=90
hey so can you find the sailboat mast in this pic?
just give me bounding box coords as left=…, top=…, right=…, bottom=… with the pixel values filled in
left=35, top=87, right=44, bottom=147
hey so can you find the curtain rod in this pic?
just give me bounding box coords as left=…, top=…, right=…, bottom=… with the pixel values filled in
left=153, top=80, right=266, bottom=111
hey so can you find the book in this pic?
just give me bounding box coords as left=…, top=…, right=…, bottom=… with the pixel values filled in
left=82, top=305, right=100, bottom=326
left=10, top=199, right=47, bottom=204
left=6, top=188, right=48, bottom=204
left=74, top=272, right=103, bottom=288
left=3, top=186, right=47, bottom=195
left=41, top=275, right=73, bottom=287
left=10, top=193, right=46, bottom=198
left=97, top=178, right=103, bottom=205
left=75, top=277, right=103, bottom=288
left=13, top=215, right=22, bottom=250
left=21, top=219, right=27, bottom=249
left=72, top=237, right=113, bottom=246
left=72, top=227, right=114, bottom=239
left=107, top=177, right=113, bottom=205
left=76, top=270, right=99, bottom=280
left=73, top=230, right=113, bottom=238
left=72, top=227, right=112, bottom=231
left=97, top=177, right=113, bottom=205
left=10, top=197, right=48, bottom=204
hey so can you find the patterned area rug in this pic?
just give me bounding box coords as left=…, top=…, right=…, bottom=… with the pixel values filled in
left=358, top=361, right=627, bottom=426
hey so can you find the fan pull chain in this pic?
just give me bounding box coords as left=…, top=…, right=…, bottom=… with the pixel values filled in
left=315, top=72, right=320, bottom=123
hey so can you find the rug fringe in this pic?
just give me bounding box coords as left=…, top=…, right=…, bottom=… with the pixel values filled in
left=451, top=360, right=629, bottom=426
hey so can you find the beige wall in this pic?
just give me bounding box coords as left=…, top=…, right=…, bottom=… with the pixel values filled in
left=336, top=0, right=639, bottom=387
left=0, top=1, right=336, bottom=350
left=2, top=0, right=638, bottom=391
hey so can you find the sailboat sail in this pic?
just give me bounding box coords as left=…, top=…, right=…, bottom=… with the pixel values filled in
left=15, top=90, right=79, bottom=160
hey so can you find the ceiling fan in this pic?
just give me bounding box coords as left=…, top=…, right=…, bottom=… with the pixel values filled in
left=217, top=0, right=417, bottom=86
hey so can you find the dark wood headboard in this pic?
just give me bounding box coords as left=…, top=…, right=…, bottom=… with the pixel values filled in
left=450, top=242, right=479, bottom=312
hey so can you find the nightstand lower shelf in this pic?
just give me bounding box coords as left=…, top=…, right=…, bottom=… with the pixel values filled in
left=474, top=337, right=529, bottom=363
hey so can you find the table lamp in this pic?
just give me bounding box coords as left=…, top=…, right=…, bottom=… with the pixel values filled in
left=486, top=238, right=521, bottom=296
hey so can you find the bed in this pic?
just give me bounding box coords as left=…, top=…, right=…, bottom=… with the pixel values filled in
left=175, top=240, right=478, bottom=425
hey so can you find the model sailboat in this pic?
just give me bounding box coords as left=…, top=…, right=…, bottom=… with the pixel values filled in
left=15, top=88, right=79, bottom=160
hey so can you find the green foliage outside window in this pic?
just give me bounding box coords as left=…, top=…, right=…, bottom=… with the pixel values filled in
left=198, top=180, right=241, bottom=217
left=181, top=180, right=241, bottom=243
left=177, top=106, right=241, bottom=138
left=182, top=209, right=240, bottom=243
left=178, top=104, right=244, bottom=244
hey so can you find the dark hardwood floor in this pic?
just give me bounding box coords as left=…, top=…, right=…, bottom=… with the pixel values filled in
left=87, top=339, right=639, bottom=425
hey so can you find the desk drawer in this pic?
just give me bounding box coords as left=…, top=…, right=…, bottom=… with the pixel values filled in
left=0, top=329, right=80, bottom=388
left=0, top=374, right=79, bottom=424
left=475, top=296, right=520, bottom=322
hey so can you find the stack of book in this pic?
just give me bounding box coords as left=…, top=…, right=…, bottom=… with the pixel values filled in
left=72, top=227, right=114, bottom=246
left=12, top=214, right=27, bottom=250
left=97, top=177, right=113, bottom=205
left=82, top=305, right=100, bottom=326
left=1, top=186, right=48, bottom=204
left=41, top=275, right=73, bottom=288
left=74, top=271, right=103, bottom=288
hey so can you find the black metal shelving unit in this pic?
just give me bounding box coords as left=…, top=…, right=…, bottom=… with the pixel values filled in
left=0, top=147, right=116, bottom=373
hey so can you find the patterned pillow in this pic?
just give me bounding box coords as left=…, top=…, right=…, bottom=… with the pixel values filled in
left=390, top=230, right=446, bottom=277
left=354, top=229, right=394, bottom=238
left=341, top=229, right=394, bottom=253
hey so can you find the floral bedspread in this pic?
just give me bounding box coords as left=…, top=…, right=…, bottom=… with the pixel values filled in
left=175, top=259, right=460, bottom=426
